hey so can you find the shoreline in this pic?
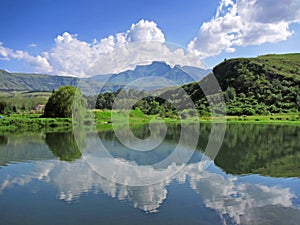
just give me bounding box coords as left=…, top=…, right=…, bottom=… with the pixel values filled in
left=0, top=111, right=299, bottom=133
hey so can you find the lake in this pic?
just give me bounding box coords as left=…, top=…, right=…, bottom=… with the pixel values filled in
left=0, top=124, right=300, bottom=225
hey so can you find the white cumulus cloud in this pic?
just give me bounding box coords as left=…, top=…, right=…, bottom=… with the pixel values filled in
left=2, top=1, right=299, bottom=76
left=0, top=20, right=205, bottom=77
left=0, top=42, right=52, bottom=72
left=125, top=19, right=165, bottom=42
left=188, top=0, right=300, bottom=58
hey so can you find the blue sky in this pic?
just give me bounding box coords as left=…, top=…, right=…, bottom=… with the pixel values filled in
left=0, top=0, right=300, bottom=77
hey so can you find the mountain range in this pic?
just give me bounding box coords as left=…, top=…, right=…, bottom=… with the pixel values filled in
left=0, top=69, right=79, bottom=92
left=0, top=62, right=211, bottom=95
left=1, top=53, right=299, bottom=115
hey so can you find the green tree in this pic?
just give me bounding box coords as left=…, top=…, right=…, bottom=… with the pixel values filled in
left=96, top=92, right=116, bottom=109
left=44, top=86, right=87, bottom=118
left=225, top=87, right=236, bottom=101
left=297, top=95, right=300, bottom=110
left=0, top=101, right=8, bottom=114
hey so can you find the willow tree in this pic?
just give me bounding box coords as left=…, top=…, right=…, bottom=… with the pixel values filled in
left=44, top=86, right=87, bottom=119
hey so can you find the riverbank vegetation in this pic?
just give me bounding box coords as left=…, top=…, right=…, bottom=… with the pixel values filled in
left=0, top=109, right=299, bottom=133
left=1, top=53, right=299, bottom=132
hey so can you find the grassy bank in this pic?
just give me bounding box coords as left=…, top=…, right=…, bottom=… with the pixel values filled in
left=223, top=114, right=300, bottom=125
left=0, top=110, right=299, bottom=133
left=0, top=109, right=155, bottom=133
left=164, top=113, right=300, bottom=125
left=93, top=109, right=155, bottom=131
left=0, top=113, right=73, bottom=133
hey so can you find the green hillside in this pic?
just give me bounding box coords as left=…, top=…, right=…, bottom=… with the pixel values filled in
left=212, top=53, right=300, bottom=114
left=163, top=53, right=300, bottom=115
left=0, top=69, right=79, bottom=92
left=0, top=91, right=52, bottom=112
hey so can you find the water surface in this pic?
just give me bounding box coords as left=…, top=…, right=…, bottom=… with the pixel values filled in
left=0, top=124, right=299, bottom=225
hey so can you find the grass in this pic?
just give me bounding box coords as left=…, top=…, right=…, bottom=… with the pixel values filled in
left=0, top=110, right=299, bottom=133
left=224, top=113, right=300, bottom=125
left=0, top=113, right=73, bottom=133
left=93, top=109, right=155, bottom=131
left=0, top=109, right=155, bottom=133
left=161, top=113, right=300, bottom=125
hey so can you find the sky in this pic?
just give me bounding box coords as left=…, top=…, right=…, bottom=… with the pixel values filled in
left=0, top=0, right=300, bottom=77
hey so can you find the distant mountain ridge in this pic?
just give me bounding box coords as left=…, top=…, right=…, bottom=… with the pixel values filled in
left=0, top=62, right=211, bottom=94
left=96, top=61, right=211, bottom=93
left=0, top=69, right=79, bottom=92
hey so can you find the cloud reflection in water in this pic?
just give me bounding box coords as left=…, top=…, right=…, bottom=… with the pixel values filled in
left=0, top=155, right=299, bottom=224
